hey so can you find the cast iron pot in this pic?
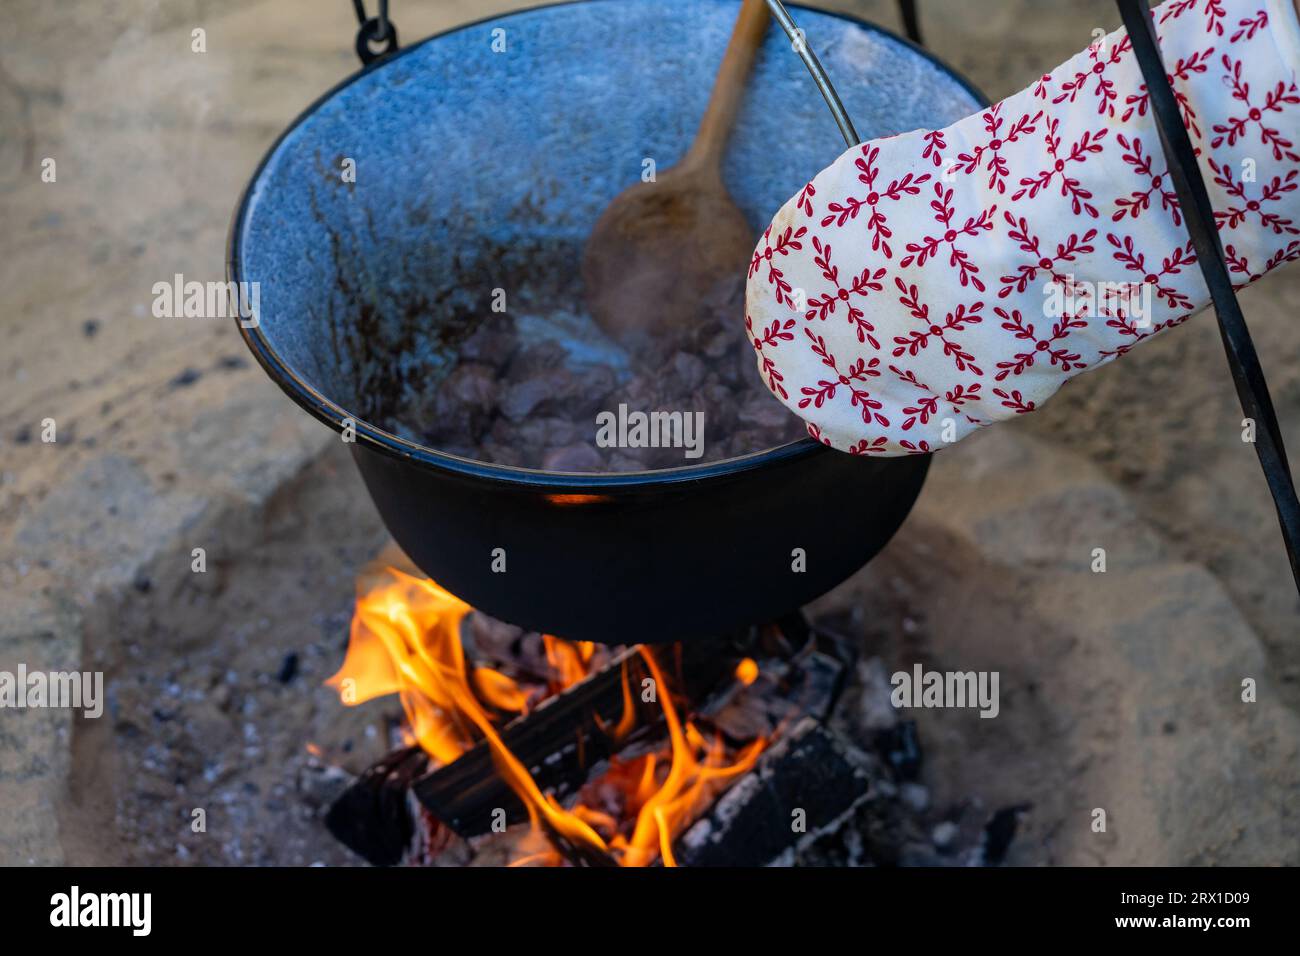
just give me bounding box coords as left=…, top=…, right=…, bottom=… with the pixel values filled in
left=229, top=0, right=985, bottom=644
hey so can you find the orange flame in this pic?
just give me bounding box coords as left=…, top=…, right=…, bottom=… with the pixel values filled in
left=613, top=647, right=765, bottom=866
left=593, top=660, right=637, bottom=744
left=328, top=566, right=766, bottom=866
left=543, top=634, right=595, bottom=692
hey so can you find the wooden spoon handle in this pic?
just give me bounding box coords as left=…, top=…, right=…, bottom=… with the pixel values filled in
left=683, top=0, right=770, bottom=174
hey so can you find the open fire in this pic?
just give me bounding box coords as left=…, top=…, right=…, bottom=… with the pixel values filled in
left=326, top=567, right=767, bottom=866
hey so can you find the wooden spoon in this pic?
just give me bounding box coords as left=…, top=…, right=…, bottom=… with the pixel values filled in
left=582, top=0, right=770, bottom=353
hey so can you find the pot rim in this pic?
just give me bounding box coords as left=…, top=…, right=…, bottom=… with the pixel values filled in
left=227, top=0, right=986, bottom=491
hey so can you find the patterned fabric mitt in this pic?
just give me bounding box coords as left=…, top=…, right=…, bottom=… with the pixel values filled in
left=746, top=0, right=1300, bottom=455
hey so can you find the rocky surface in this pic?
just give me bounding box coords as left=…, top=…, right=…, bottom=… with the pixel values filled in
left=2, top=0, right=1298, bottom=865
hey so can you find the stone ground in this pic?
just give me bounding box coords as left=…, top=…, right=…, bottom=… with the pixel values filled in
left=2, top=0, right=1298, bottom=865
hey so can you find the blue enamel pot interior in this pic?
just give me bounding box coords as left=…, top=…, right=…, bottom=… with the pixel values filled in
left=229, top=0, right=985, bottom=643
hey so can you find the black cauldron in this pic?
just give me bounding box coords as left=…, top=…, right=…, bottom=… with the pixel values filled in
left=229, top=0, right=985, bottom=643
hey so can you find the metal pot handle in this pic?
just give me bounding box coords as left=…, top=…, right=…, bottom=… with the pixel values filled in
left=766, top=0, right=860, bottom=147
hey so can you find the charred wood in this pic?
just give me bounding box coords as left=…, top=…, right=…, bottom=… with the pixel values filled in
left=674, top=717, right=873, bottom=867
left=324, top=745, right=429, bottom=866
left=411, top=635, right=747, bottom=837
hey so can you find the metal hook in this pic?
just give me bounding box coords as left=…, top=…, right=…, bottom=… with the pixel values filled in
left=352, top=0, right=398, bottom=65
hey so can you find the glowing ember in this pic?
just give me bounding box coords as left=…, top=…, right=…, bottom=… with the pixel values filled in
left=327, top=566, right=766, bottom=866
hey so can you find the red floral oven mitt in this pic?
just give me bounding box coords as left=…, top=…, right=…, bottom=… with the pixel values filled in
left=746, top=0, right=1300, bottom=454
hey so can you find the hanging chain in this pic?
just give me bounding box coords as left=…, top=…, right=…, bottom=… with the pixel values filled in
left=352, top=0, right=399, bottom=66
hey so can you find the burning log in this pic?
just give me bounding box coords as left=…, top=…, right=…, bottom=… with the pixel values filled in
left=321, top=557, right=865, bottom=866
left=708, top=642, right=846, bottom=736
left=538, top=818, right=620, bottom=868
left=673, top=716, right=874, bottom=867
left=324, top=630, right=752, bottom=862
left=412, top=635, right=746, bottom=837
